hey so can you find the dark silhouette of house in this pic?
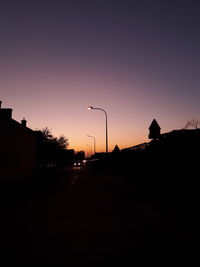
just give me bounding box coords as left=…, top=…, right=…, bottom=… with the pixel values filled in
left=0, top=101, right=37, bottom=180
left=122, top=118, right=200, bottom=158
left=149, top=119, right=161, bottom=139
left=157, top=128, right=200, bottom=155
left=121, top=142, right=149, bottom=152
left=147, top=120, right=200, bottom=168
left=112, top=145, right=120, bottom=153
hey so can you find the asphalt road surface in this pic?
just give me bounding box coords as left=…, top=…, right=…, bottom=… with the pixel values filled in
left=0, top=165, right=199, bottom=265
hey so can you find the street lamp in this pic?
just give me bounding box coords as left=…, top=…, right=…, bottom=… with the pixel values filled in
left=88, top=106, right=108, bottom=153
left=87, top=135, right=96, bottom=154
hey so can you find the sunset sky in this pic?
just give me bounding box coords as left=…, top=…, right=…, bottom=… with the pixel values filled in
left=1, top=0, right=200, bottom=155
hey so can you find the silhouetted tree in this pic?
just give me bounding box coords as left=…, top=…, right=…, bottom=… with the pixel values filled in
left=41, top=127, right=53, bottom=139
left=57, top=135, right=69, bottom=150
left=37, top=127, right=69, bottom=168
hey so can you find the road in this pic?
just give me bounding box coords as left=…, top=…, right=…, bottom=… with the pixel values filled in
left=0, top=164, right=199, bottom=265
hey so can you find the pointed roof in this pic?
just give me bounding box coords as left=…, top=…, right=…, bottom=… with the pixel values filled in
left=149, top=119, right=161, bottom=130
left=113, top=144, right=120, bottom=152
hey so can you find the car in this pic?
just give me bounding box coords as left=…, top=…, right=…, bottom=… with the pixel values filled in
left=73, top=160, right=82, bottom=167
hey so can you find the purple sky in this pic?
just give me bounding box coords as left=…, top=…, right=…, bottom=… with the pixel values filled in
left=1, top=0, right=200, bottom=155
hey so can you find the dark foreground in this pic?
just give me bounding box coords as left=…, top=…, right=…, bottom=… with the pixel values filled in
left=0, top=164, right=199, bottom=265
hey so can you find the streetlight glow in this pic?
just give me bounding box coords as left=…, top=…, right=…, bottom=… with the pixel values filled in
left=88, top=106, right=93, bottom=110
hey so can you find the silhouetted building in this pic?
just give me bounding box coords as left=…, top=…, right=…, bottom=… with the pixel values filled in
left=75, top=151, right=85, bottom=160
left=147, top=120, right=200, bottom=167
left=122, top=142, right=149, bottom=152
left=158, top=128, right=200, bottom=154
left=0, top=102, right=37, bottom=180
left=65, top=149, right=75, bottom=159
left=112, top=145, right=120, bottom=153
left=92, top=152, right=107, bottom=159
left=149, top=119, right=161, bottom=139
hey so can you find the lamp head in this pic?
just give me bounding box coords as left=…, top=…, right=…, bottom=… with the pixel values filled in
left=88, top=106, right=93, bottom=110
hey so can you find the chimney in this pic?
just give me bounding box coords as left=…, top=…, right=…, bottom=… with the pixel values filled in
left=21, top=118, right=27, bottom=127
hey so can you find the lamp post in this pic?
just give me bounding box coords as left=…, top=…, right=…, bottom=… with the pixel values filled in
left=88, top=106, right=108, bottom=153
left=87, top=135, right=96, bottom=154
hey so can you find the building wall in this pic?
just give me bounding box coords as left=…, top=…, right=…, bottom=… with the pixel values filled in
left=0, top=120, right=37, bottom=180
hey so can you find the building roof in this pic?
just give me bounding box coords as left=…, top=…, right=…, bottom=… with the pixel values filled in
left=122, top=142, right=149, bottom=152
left=0, top=107, right=35, bottom=135
left=160, top=128, right=200, bottom=139
left=149, top=119, right=161, bottom=130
